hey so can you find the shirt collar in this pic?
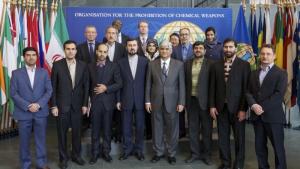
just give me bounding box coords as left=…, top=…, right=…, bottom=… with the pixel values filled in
left=66, top=58, right=76, bottom=65
left=128, top=54, right=138, bottom=60
left=25, top=65, right=36, bottom=72
left=97, top=59, right=106, bottom=67
left=161, top=57, right=171, bottom=66
left=193, top=57, right=204, bottom=64
left=87, top=40, right=95, bottom=45
left=224, top=55, right=236, bottom=63
left=107, top=42, right=115, bottom=47
left=261, top=63, right=274, bottom=71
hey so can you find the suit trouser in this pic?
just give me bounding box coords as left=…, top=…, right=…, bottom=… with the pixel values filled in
left=145, top=112, right=152, bottom=137
left=91, top=101, right=113, bottom=155
left=56, top=107, right=82, bottom=161
left=253, top=118, right=286, bottom=169
left=112, top=109, right=122, bottom=138
left=121, top=104, right=145, bottom=155
left=179, top=110, right=186, bottom=136
left=217, top=104, right=245, bottom=168
left=18, top=118, right=48, bottom=169
left=188, top=96, right=212, bottom=158
left=152, top=103, right=179, bottom=157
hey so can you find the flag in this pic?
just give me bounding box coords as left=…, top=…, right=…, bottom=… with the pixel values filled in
left=251, top=12, right=258, bottom=55
left=1, top=7, right=17, bottom=112
left=257, top=7, right=264, bottom=51
left=272, top=8, right=284, bottom=68
left=263, top=8, right=271, bottom=44
left=17, top=7, right=24, bottom=68
left=233, top=5, right=251, bottom=44
left=296, top=11, right=300, bottom=108
left=44, top=7, right=51, bottom=51
left=0, top=49, right=6, bottom=106
left=46, top=0, right=69, bottom=68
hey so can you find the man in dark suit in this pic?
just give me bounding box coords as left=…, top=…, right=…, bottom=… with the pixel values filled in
left=209, top=38, right=250, bottom=169
left=11, top=47, right=52, bottom=169
left=246, top=44, right=287, bottom=169
left=76, top=25, right=99, bottom=132
left=136, top=20, right=151, bottom=57
left=184, top=41, right=213, bottom=165
left=51, top=40, right=89, bottom=169
left=88, top=43, right=122, bottom=164
left=117, top=38, right=148, bottom=161
left=104, top=26, right=126, bottom=142
left=145, top=40, right=185, bottom=165
left=76, top=25, right=100, bottom=64
left=172, top=28, right=194, bottom=138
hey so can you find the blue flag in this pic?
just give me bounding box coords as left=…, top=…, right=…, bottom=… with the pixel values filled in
left=251, top=13, right=258, bottom=55
left=233, top=5, right=251, bottom=44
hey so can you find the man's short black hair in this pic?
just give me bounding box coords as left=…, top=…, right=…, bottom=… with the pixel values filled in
left=23, top=47, right=38, bottom=57
left=63, top=40, right=77, bottom=49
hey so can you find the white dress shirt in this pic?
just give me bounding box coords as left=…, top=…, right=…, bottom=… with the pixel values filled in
left=25, top=65, right=36, bottom=88
left=259, top=63, right=274, bottom=85
left=107, top=42, right=116, bottom=62
left=128, top=54, right=138, bottom=79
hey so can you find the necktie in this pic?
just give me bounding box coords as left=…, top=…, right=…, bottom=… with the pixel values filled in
left=89, top=43, right=94, bottom=58
left=142, top=37, right=146, bottom=52
left=162, top=62, right=167, bottom=82
left=182, top=46, right=188, bottom=61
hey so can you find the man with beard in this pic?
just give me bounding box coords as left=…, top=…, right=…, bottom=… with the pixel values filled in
left=117, top=38, right=148, bottom=161
left=209, top=38, right=250, bottom=169
left=88, top=43, right=122, bottom=164
left=204, top=26, right=223, bottom=61
left=184, top=41, right=213, bottom=165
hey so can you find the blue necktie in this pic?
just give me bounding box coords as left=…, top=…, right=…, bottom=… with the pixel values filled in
left=182, top=46, right=188, bottom=61
left=89, top=43, right=94, bottom=58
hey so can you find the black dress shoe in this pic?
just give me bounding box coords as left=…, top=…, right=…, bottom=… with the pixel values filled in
left=119, top=153, right=129, bottom=161
left=103, top=153, right=112, bottom=162
left=202, top=157, right=212, bottom=165
left=185, top=156, right=199, bottom=163
left=146, top=134, right=152, bottom=140
left=168, top=156, right=176, bottom=165
left=59, top=161, right=68, bottom=169
left=71, top=157, right=85, bottom=166
left=150, top=155, right=164, bottom=163
left=135, top=152, right=145, bottom=161
left=89, top=155, right=98, bottom=165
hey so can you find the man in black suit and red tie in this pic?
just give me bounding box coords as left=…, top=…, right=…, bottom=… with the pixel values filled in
left=246, top=44, right=287, bottom=169
left=209, top=38, right=250, bottom=169
left=51, top=40, right=89, bottom=169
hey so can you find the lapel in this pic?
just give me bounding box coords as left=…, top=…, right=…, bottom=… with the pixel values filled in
left=84, top=42, right=90, bottom=58
left=227, top=57, right=239, bottom=83
left=32, top=68, right=40, bottom=90
left=165, top=59, right=175, bottom=84
left=113, top=43, right=120, bottom=62
left=198, top=58, right=207, bottom=83
left=135, top=57, right=143, bottom=80
left=154, top=59, right=163, bottom=83
left=74, top=61, right=82, bottom=88
left=124, top=57, right=134, bottom=81
left=62, top=59, right=74, bottom=88
left=186, top=59, right=192, bottom=83
left=260, top=65, right=276, bottom=88
left=22, top=67, right=33, bottom=90
left=253, top=69, right=260, bottom=89
left=102, top=60, right=112, bottom=83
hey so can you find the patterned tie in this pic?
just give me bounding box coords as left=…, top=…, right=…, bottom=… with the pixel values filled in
left=182, top=46, right=188, bottom=61
left=89, top=43, right=94, bottom=58
left=162, top=61, right=167, bottom=82
left=142, top=37, right=146, bottom=53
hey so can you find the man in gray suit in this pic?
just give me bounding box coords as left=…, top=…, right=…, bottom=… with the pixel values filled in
left=145, top=40, right=185, bottom=165
left=184, top=41, right=213, bottom=165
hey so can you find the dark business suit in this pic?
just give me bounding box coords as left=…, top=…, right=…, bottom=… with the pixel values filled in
left=246, top=65, right=287, bottom=169
left=11, top=67, right=52, bottom=169
left=88, top=59, right=122, bottom=156
left=136, top=36, right=151, bottom=57
left=145, top=58, right=185, bottom=157
left=172, top=43, right=194, bottom=62
left=117, top=56, right=148, bottom=155
left=51, top=58, right=89, bottom=162
left=185, top=58, right=213, bottom=159
left=209, top=57, right=250, bottom=168
left=76, top=41, right=100, bottom=64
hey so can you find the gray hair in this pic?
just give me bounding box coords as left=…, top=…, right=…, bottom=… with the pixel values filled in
left=159, top=40, right=173, bottom=53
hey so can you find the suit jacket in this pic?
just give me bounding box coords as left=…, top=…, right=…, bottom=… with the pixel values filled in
left=209, top=57, right=250, bottom=114
left=246, top=65, right=287, bottom=123
left=103, top=32, right=129, bottom=46
left=110, top=42, right=126, bottom=62
left=76, top=41, right=100, bottom=63
left=51, top=58, right=89, bottom=113
left=11, top=67, right=52, bottom=120
left=145, top=58, right=185, bottom=113
left=136, top=36, right=151, bottom=57
left=117, top=56, right=148, bottom=110
left=172, top=43, right=194, bottom=62
left=88, top=59, right=122, bottom=111
left=185, top=58, right=212, bottom=111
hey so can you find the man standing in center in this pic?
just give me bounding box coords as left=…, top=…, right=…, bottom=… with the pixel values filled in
left=209, top=38, right=250, bottom=169
left=117, top=38, right=148, bottom=161
left=184, top=41, right=213, bottom=165
left=51, top=40, right=89, bottom=169
left=145, top=40, right=185, bottom=165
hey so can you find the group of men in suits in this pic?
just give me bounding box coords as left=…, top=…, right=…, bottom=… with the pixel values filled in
left=10, top=19, right=288, bottom=169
